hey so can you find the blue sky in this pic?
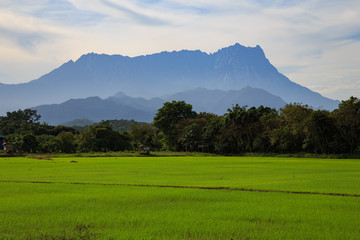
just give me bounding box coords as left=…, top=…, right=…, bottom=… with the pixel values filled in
left=0, top=0, right=359, bottom=100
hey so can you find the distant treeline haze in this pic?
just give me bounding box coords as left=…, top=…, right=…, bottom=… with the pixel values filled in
left=0, top=96, right=359, bottom=155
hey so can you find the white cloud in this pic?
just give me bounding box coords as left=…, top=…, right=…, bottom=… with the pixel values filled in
left=0, top=0, right=359, bottom=101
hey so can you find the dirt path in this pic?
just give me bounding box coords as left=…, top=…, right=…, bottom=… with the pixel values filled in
left=1, top=180, right=359, bottom=198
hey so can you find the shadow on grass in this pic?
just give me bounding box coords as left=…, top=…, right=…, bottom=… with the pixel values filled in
left=35, top=224, right=100, bottom=240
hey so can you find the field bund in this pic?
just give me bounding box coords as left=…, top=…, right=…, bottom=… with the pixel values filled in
left=1, top=156, right=359, bottom=239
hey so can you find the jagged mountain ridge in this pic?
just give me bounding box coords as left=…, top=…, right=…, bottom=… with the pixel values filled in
left=0, top=43, right=339, bottom=115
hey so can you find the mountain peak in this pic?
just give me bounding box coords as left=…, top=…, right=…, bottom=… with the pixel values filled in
left=112, top=91, right=128, bottom=98
left=219, top=43, right=263, bottom=52
left=76, top=52, right=102, bottom=62
left=213, top=43, right=268, bottom=71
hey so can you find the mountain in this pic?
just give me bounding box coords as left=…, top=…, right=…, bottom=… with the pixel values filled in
left=59, top=118, right=96, bottom=127
left=0, top=43, right=340, bottom=115
left=34, top=87, right=287, bottom=125
left=165, top=87, right=287, bottom=115
left=33, top=96, right=154, bottom=125
left=108, top=86, right=287, bottom=115
left=107, top=92, right=164, bottom=112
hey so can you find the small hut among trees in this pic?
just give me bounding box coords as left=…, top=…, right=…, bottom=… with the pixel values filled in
left=0, top=135, right=6, bottom=150
left=140, top=144, right=151, bottom=155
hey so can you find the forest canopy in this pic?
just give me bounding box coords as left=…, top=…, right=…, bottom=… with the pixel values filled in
left=1, top=97, right=359, bottom=155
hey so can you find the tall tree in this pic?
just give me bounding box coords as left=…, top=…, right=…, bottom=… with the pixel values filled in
left=277, top=103, right=313, bottom=153
left=306, top=110, right=336, bottom=154
left=77, top=123, right=131, bottom=152
left=331, top=96, right=360, bottom=153
left=153, top=101, right=197, bottom=150
left=202, top=114, right=223, bottom=153
left=21, top=133, right=38, bottom=153
left=3, top=109, right=41, bottom=123
left=129, top=123, right=159, bottom=150
left=222, top=105, right=274, bottom=153
left=57, top=132, right=77, bottom=153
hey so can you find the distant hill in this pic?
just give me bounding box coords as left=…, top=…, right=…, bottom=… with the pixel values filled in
left=107, top=86, right=287, bottom=115
left=107, top=93, right=164, bottom=113
left=165, top=86, right=287, bottom=115
left=59, top=118, right=138, bottom=132
left=60, top=118, right=96, bottom=127
left=34, top=96, right=154, bottom=125
left=102, top=119, right=139, bottom=132
left=34, top=87, right=287, bottom=125
left=0, top=43, right=340, bottom=115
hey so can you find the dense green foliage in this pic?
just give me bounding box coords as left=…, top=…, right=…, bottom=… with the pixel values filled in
left=67, top=119, right=138, bottom=132
left=103, top=119, right=139, bottom=132
left=153, top=100, right=197, bottom=150
left=153, top=98, right=360, bottom=154
left=0, top=109, right=77, bottom=153
left=77, top=123, right=131, bottom=152
left=1, top=96, right=360, bottom=154
left=60, top=118, right=96, bottom=128
left=0, top=156, right=359, bottom=239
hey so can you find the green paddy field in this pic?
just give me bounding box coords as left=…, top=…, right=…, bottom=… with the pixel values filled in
left=0, top=155, right=359, bottom=239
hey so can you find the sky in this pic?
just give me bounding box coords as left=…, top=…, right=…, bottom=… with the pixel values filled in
left=0, top=0, right=359, bottom=101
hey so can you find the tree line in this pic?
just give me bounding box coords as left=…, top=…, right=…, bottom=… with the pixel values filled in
left=1, top=96, right=359, bottom=155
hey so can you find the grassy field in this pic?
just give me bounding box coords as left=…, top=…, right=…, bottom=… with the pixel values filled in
left=0, top=156, right=359, bottom=239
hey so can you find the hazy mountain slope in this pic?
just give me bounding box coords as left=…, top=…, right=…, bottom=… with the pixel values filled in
left=33, top=97, right=155, bottom=125
left=108, top=87, right=287, bottom=115
left=59, top=118, right=96, bottom=127
left=1, top=43, right=340, bottom=114
left=33, top=87, right=286, bottom=125
left=107, top=92, right=164, bottom=112
left=165, top=87, right=287, bottom=114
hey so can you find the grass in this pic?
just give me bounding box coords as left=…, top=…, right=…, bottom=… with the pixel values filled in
left=0, top=156, right=359, bottom=239
left=22, top=151, right=218, bottom=159
left=16, top=151, right=360, bottom=159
